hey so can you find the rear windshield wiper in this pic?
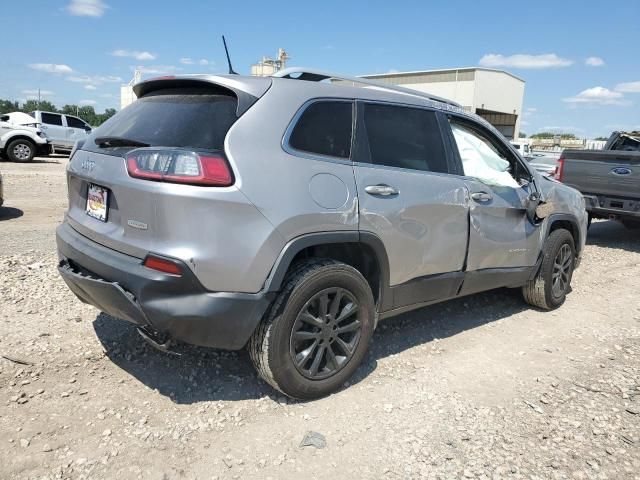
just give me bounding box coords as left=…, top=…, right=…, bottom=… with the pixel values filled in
left=94, top=136, right=150, bottom=148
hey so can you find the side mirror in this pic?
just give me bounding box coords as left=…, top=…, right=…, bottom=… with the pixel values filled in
left=526, top=191, right=542, bottom=223
left=84, top=126, right=92, bottom=132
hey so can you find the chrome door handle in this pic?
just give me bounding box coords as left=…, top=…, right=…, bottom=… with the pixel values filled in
left=471, top=192, right=493, bottom=202
left=365, top=184, right=398, bottom=196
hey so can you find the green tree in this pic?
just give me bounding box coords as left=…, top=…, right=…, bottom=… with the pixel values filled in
left=594, top=136, right=608, bottom=141
left=530, top=132, right=577, bottom=140
left=519, top=132, right=527, bottom=138
left=0, top=99, right=19, bottom=114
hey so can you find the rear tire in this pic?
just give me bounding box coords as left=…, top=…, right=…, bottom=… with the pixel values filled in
left=522, top=229, right=575, bottom=310
left=249, top=259, right=375, bottom=400
left=6, top=139, right=35, bottom=162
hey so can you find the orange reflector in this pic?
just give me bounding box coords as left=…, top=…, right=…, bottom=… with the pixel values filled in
left=143, top=256, right=182, bottom=276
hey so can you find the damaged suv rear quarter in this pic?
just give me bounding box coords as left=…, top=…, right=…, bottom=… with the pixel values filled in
left=57, top=70, right=587, bottom=400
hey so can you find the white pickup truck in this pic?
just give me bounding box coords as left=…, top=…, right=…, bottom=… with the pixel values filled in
left=30, top=110, right=92, bottom=153
left=0, top=112, right=50, bottom=162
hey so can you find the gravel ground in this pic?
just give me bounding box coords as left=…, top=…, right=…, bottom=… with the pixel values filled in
left=1, top=157, right=639, bottom=480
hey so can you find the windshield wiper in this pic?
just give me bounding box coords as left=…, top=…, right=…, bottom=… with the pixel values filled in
left=94, top=136, right=150, bottom=148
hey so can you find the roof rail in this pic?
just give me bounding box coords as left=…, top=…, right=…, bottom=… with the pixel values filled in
left=273, top=67, right=462, bottom=108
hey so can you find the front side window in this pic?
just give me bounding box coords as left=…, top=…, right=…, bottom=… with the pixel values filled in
left=363, top=103, right=448, bottom=174
left=41, top=113, right=63, bottom=126
left=66, top=116, right=88, bottom=129
left=288, top=101, right=353, bottom=159
left=450, top=122, right=520, bottom=188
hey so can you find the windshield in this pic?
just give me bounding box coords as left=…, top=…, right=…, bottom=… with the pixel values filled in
left=82, top=88, right=238, bottom=156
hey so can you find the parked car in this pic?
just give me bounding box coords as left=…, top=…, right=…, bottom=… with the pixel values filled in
left=0, top=113, right=50, bottom=162
left=0, top=170, right=4, bottom=206
left=30, top=110, right=92, bottom=153
left=56, top=69, right=588, bottom=399
left=528, top=152, right=560, bottom=176
left=556, top=131, right=640, bottom=228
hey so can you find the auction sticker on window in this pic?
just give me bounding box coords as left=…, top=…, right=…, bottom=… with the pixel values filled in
left=86, top=183, right=109, bottom=222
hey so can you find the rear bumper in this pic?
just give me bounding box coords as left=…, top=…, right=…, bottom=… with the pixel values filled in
left=583, top=194, right=640, bottom=219
left=56, top=222, right=272, bottom=350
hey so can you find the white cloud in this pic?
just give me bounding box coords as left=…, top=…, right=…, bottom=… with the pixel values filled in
left=28, top=63, right=73, bottom=74
left=180, top=58, right=212, bottom=66
left=22, top=89, right=54, bottom=96
left=615, top=81, right=640, bottom=93
left=585, top=56, right=605, bottom=67
left=66, top=75, right=122, bottom=84
left=79, top=99, right=97, bottom=106
left=112, top=49, right=156, bottom=61
left=479, top=53, right=573, bottom=69
left=136, top=65, right=180, bottom=75
left=66, top=0, right=108, bottom=17
left=85, top=85, right=97, bottom=90
left=563, top=86, right=626, bottom=106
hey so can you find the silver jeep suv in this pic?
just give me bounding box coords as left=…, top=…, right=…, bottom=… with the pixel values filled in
left=57, top=68, right=587, bottom=399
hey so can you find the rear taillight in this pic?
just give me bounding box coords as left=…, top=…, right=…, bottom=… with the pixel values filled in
left=554, top=156, right=565, bottom=182
left=143, top=255, right=182, bottom=276
left=126, top=148, right=233, bottom=186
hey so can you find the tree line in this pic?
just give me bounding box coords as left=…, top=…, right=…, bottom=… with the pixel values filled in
left=0, top=99, right=116, bottom=127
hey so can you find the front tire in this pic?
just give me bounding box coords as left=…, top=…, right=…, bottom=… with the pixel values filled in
left=6, top=139, right=35, bottom=162
left=522, top=229, right=575, bottom=310
left=249, top=259, right=375, bottom=400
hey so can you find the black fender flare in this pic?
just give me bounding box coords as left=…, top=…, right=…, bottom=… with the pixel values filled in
left=263, top=231, right=392, bottom=312
left=544, top=213, right=583, bottom=254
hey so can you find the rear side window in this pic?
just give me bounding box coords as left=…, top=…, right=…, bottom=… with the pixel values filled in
left=66, top=116, right=87, bottom=129
left=288, top=101, right=353, bottom=159
left=41, top=113, right=63, bottom=126
left=83, top=89, right=238, bottom=155
left=363, top=103, right=448, bottom=173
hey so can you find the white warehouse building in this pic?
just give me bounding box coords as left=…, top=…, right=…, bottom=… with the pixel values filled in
left=361, top=67, right=525, bottom=139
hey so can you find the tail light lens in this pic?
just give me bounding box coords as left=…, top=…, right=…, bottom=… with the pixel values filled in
left=126, top=148, right=233, bottom=186
left=554, top=156, right=565, bottom=182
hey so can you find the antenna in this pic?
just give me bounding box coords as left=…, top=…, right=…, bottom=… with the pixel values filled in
left=222, top=35, right=238, bottom=75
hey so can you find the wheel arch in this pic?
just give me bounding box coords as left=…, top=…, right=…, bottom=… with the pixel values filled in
left=264, top=231, right=392, bottom=312
left=5, top=135, right=38, bottom=147
left=545, top=214, right=582, bottom=254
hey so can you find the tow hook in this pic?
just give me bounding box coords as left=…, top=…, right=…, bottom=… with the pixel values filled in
left=137, top=326, right=181, bottom=356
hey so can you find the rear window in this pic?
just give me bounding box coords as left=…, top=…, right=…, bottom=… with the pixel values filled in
left=41, top=112, right=63, bottom=126
left=288, top=101, right=353, bottom=159
left=83, top=88, right=238, bottom=155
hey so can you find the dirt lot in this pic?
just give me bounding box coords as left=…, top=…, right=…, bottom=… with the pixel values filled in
left=1, top=157, right=639, bottom=480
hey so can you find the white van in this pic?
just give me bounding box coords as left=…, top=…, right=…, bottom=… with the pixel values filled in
left=30, top=111, right=92, bottom=152
left=510, top=140, right=532, bottom=158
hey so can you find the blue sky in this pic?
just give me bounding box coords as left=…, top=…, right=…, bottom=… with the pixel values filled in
left=1, top=0, right=638, bottom=138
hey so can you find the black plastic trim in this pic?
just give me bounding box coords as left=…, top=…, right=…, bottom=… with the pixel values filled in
left=545, top=213, right=583, bottom=255
left=264, top=231, right=393, bottom=312
left=56, top=222, right=272, bottom=350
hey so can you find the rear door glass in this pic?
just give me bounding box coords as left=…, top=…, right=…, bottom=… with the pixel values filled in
left=288, top=101, right=353, bottom=159
left=83, top=88, right=238, bottom=155
left=362, top=103, right=449, bottom=174
left=41, top=113, right=63, bottom=126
